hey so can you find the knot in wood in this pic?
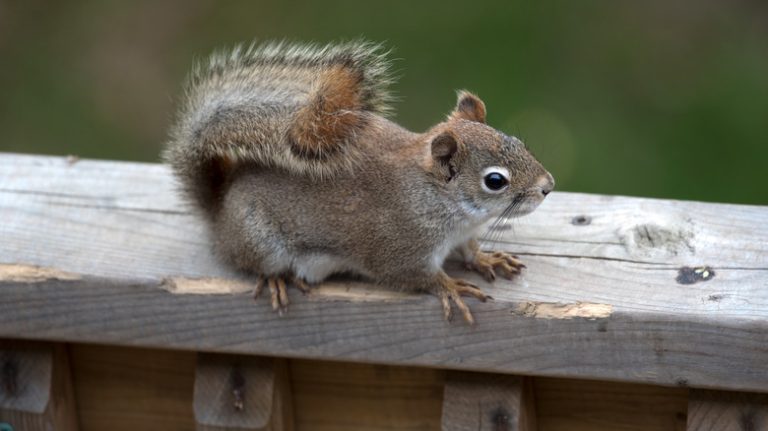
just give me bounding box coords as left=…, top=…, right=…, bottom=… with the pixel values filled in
left=620, top=217, right=695, bottom=259
left=633, top=224, right=692, bottom=252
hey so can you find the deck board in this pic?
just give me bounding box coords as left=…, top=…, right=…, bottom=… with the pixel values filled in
left=1, top=153, right=767, bottom=393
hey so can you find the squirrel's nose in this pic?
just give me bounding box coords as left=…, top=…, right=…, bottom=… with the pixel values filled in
left=537, top=172, right=555, bottom=197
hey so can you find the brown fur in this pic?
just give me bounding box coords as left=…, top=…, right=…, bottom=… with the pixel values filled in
left=451, top=91, right=487, bottom=123
left=290, top=65, right=367, bottom=159
left=163, top=41, right=392, bottom=216
left=163, top=41, right=555, bottom=323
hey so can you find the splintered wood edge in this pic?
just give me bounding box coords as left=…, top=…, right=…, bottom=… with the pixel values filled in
left=13, top=264, right=611, bottom=312
left=8, top=263, right=611, bottom=311
left=0, top=263, right=412, bottom=303
left=0, top=263, right=81, bottom=283
left=0, top=261, right=416, bottom=303
left=514, top=301, right=613, bottom=320
left=161, top=276, right=414, bottom=302
left=160, top=277, right=254, bottom=295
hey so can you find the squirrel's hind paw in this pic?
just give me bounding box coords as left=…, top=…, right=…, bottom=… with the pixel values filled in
left=465, top=250, right=525, bottom=283
left=435, top=273, right=489, bottom=325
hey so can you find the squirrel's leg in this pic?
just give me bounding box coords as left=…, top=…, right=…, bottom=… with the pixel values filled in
left=459, top=239, right=525, bottom=283
left=433, top=271, right=489, bottom=324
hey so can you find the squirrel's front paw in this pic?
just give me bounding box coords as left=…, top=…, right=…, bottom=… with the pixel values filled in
left=435, top=272, right=489, bottom=325
left=465, top=250, right=525, bottom=283
left=253, top=275, right=312, bottom=315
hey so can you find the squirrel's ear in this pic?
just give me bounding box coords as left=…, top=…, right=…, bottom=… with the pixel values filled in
left=450, top=91, right=486, bottom=124
left=431, top=132, right=458, bottom=160
left=430, top=132, right=459, bottom=180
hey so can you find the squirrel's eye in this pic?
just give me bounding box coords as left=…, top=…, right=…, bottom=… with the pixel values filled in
left=483, top=172, right=509, bottom=193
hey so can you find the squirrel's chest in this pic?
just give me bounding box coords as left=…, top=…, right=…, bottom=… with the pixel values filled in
left=429, top=226, right=478, bottom=270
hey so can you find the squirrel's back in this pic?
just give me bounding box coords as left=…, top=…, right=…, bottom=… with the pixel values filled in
left=163, top=41, right=394, bottom=216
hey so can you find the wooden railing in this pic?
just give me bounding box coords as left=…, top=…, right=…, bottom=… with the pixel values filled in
left=1, top=153, right=766, bottom=430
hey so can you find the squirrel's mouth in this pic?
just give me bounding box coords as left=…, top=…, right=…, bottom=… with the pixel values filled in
left=506, top=190, right=547, bottom=218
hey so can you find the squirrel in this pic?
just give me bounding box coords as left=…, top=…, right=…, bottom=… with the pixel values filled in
left=164, top=40, right=554, bottom=324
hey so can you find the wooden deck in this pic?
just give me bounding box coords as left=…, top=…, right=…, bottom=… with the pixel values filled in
left=1, top=153, right=767, bottom=430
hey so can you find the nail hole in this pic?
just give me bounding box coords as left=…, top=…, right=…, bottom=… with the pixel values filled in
left=571, top=215, right=591, bottom=226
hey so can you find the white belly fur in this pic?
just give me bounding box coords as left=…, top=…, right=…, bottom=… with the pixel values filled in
left=293, top=253, right=365, bottom=283
left=430, top=226, right=480, bottom=271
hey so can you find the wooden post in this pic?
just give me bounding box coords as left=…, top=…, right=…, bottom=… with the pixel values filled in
left=193, top=353, right=293, bottom=431
left=442, top=371, right=536, bottom=431
left=687, top=389, right=768, bottom=431
left=0, top=341, right=78, bottom=431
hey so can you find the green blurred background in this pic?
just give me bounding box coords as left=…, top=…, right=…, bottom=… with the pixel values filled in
left=1, top=1, right=766, bottom=204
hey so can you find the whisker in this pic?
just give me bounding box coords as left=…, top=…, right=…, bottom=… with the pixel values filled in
left=482, top=203, right=511, bottom=239
left=485, top=196, right=524, bottom=246
left=481, top=198, right=518, bottom=247
left=494, top=204, right=518, bottom=243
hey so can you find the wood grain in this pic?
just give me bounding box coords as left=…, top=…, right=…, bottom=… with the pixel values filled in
left=442, top=372, right=535, bottom=431
left=289, top=359, right=444, bottom=431
left=60, top=342, right=696, bottom=431
left=69, top=344, right=195, bottom=431
left=194, top=354, right=293, bottom=431
left=535, top=377, right=688, bottom=431
left=0, top=341, right=78, bottom=431
left=1, top=153, right=768, bottom=393
left=687, top=389, right=768, bottom=431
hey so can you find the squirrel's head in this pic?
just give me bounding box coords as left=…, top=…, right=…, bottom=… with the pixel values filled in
left=426, top=91, right=555, bottom=220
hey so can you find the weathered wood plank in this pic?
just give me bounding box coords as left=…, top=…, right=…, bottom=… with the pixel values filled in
left=535, top=377, right=688, bottom=431
left=69, top=344, right=195, bottom=431
left=290, top=359, right=444, bottom=430
left=194, top=354, right=292, bottom=431
left=687, top=389, right=768, bottom=431
left=2, top=272, right=767, bottom=394
left=0, top=341, right=78, bottom=431
left=442, top=372, right=535, bottom=431
left=1, top=153, right=768, bottom=392
left=61, top=342, right=697, bottom=431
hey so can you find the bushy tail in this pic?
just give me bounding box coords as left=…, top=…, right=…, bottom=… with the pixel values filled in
left=163, top=40, right=394, bottom=216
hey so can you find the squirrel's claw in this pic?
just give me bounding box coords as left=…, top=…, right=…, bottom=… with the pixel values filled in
left=436, top=273, right=489, bottom=325
left=253, top=275, right=315, bottom=315
left=466, top=250, right=525, bottom=282
left=266, top=277, right=287, bottom=314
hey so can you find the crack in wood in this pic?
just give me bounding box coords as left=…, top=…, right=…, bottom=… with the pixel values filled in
left=7, top=198, right=190, bottom=216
